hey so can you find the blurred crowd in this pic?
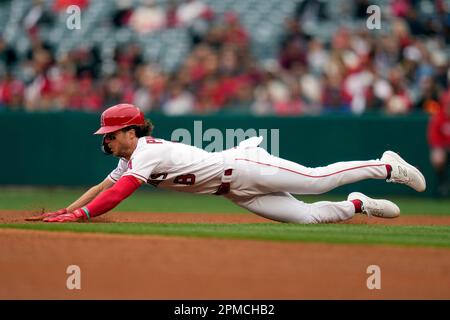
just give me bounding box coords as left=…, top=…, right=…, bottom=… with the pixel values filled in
left=0, top=0, right=450, bottom=117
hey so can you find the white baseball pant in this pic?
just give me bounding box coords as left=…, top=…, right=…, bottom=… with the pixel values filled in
left=223, top=147, right=388, bottom=224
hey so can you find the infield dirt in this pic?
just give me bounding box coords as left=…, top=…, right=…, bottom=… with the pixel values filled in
left=1, top=210, right=450, bottom=225
left=1, top=210, right=449, bottom=299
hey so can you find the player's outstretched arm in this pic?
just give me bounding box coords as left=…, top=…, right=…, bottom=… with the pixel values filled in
left=25, top=178, right=115, bottom=221
left=66, top=178, right=115, bottom=212
left=44, top=176, right=143, bottom=222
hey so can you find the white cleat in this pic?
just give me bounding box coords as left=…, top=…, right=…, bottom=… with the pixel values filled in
left=348, top=192, right=400, bottom=218
left=380, top=151, right=426, bottom=192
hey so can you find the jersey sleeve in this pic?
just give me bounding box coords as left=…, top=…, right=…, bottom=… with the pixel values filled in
left=123, top=149, right=161, bottom=183
left=107, top=158, right=129, bottom=183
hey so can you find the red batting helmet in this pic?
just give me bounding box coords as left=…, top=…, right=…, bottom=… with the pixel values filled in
left=94, top=104, right=145, bottom=134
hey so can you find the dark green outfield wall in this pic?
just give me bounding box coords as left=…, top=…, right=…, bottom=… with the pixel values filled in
left=0, top=110, right=437, bottom=196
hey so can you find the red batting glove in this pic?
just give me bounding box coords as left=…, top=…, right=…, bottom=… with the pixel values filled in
left=43, top=208, right=87, bottom=223
left=25, top=208, right=67, bottom=221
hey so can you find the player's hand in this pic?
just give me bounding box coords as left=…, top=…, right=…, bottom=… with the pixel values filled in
left=25, top=208, right=68, bottom=221
left=43, top=209, right=87, bottom=223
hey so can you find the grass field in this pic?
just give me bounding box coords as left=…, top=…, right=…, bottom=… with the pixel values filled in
left=1, top=187, right=450, bottom=215
left=2, top=223, right=450, bottom=248
left=0, top=187, right=449, bottom=248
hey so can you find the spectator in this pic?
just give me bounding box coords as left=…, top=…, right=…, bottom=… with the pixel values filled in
left=437, top=0, right=450, bottom=44
left=23, top=0, right=55, bottom=37
left=273, top=80, right=302, bottom=116
left=114, top=43, right=144, bottom=75
left=166, top=0, right=179, bottom=28
left=432, top=47, right=449, bottom=89
left=404, top=6, right=426, bottom=36
left=112, top=0, right=134, bottom=28
left=25, top=34, right=54, bottom=63
left=299, top=73, right=323, bottom=114
left=390, top=0, right=411, bottom=18
left=262, top=62, right=292, bottom=113
left=353, top=0, right=371, bottom=19
left=278, top=18, right=310, bottom=71
left=414, top=76, right=442, bottom=113
left=129, top=0, right=165, bottom=34
left=176, top=0, right=210, bottom=27
left=23, top=46, right=57, bottom=111
left=132, top=65, right=156, bottom=112
left=73, top=46, right=102, bottom=79
left=200, top=24, right=225, bottom=50
left=187, top=6, right=215, bottom=46
left=294, top=0, right=328, bottom=27
left=102, top=74, right=134, bottom=107
left=322, top=73, right=350, bottom=113
left=427, top=91, right=450, bottom=196
left=162, top=81, right=195, bottom=115
left=222, top=11, right=249, bottom=49
left=0, top=0, right=448, bottom=118
left=343, top=67, right=374, bottom=114
left=196, top=75, right=223, bottom=112
left=0, top=72, right=25, bottom=110
left=227, top=77, right=254, bottom=114
left=385, top=67, right=412, bottom=114
left=306, top=39, right=328, bottom=75
left=0, top=36, right=18, bottom=78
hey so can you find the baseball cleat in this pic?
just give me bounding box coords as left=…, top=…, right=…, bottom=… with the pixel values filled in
left=381, top=151, right=426, bottom=192
left=348, top=192, right=400, bottom=218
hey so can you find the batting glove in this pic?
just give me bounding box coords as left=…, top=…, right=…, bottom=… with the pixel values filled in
left=25, top=208, right=67, bottom=221
left=43, top=208, right=88, bottom=223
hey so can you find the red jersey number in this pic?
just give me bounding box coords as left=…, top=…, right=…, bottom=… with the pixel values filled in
left=145, top=137, right=162, bottom=144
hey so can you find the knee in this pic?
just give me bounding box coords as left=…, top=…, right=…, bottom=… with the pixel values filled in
left=293, top=215, right=319, bottom=224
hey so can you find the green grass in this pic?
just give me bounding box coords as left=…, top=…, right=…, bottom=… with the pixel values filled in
left=0, top=187, right=449, bottom=215
left=1, top=223, right=449, bottom=248
left=1, top=187, right=449, bottom=248
left=0, top=187, right=246, bottom=214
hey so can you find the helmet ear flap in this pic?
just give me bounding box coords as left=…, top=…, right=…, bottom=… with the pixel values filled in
left=101, top=136, right=113, bottom=155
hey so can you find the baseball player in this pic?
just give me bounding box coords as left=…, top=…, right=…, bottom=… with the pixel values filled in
left=29, top=103, right=426, bottom=223
left=427, top=91, right=450, bottom=196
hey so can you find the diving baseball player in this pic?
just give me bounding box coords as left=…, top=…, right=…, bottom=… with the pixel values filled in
left=29, top=104, right=426, bottom=223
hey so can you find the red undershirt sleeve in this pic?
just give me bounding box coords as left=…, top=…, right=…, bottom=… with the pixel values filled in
left=84, top=175, right=142, bottom=218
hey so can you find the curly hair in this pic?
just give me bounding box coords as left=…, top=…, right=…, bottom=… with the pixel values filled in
left=122, top=119, right=154, bottom=137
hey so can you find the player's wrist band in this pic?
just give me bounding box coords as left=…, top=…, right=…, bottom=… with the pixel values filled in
left=81, top=207, right=91, bottom=221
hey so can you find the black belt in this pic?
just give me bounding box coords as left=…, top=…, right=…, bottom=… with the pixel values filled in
left=213, top=169, right=233, bottom=195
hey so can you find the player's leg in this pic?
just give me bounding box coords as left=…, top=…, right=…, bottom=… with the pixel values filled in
left=226, top=192, right=400, bottom=224
left=233, top=148, right=389, bottom=195
left=233, top=148, right=425, bottom=195
left=227, top=192, right=356, bottom=224
left=430, top=148, right=449, bottom=196
left=229, top=192, right=355, bottom=223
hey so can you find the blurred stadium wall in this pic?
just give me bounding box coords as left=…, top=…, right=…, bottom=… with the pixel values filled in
left=0, top=0, right=449, bottom=196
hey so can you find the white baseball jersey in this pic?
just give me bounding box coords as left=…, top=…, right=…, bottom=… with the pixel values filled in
left=107, top=135, right=391, bottom=225
left=108, top=136, right=226, bottom=194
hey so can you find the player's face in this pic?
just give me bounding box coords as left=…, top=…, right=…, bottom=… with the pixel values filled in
left=104, top=130, right=135, bottom=158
